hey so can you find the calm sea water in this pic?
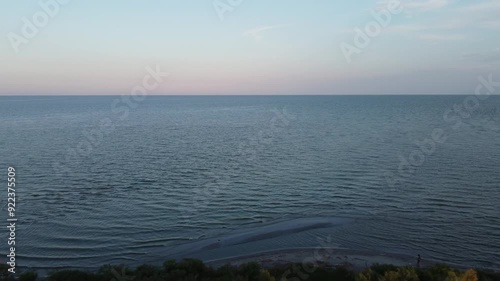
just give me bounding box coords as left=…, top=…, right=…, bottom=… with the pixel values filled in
left=0, top=96, right=499, bottom=270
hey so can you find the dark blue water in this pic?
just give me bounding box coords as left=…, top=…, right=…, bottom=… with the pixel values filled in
left=0, top=96, right=499, bottom=270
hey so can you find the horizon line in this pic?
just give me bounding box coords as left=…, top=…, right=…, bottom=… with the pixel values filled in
left=0, top=93, right=485, bottom=97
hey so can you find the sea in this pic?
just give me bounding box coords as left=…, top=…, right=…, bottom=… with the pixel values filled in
left=0, top=95, right=499, bottom=271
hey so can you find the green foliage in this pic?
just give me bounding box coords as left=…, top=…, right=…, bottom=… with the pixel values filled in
left=240, top=261, right=262, bottom=281
left=46, top=270, right=95, bottom=281
left=135, top=264, right=162, bottom=280
left=356, top=268, right=373, bottom=281
left=381, top=266, right=436, bottom=281
left=0, top=264, right=14, bottom=281
left=259, top=270, right=276, bottom=281
left=178, top=258, right=208, bottom=274
left=399, top=267, right=420, bottom=281
left=97, top=264, right=133, bottom=280
left=383, top=270, right=401, bottom=281
left=461, top=269, right=479, bottom=281
left=371, top=264, right=399, bottom=277
left=308, top=266, right=356, bottom=281
left=19, top=271, right=38, bottom=281
left=163, top=259, right=177, bottom=271
left=417, top=267, right=434, bottom=281
left=476, top=269, right=500, bottom=281
left=427, top=263, right=459, bottom=281
left=13, top=258, right=499, bottom=281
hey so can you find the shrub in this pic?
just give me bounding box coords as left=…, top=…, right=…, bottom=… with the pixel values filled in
left=383, top=270, right=400, bottom=281
left=15, top=258, right=500, bottom=281
left=427, top=264, right=460, bottom=281
left=398, top=267, right=420, bottom=281
left=447, top=270, right=461, bottom=281
left=135, top=264, right=162, bottom=279
left=259, top=270, right=276, bottom=281
left=97, top=264, right=133, bottom=281
left=0, top=264, right=15, bottom=281
left=239, top=261, right=262, bottom=281
left=371, top=264, right=398, bottom=277
left=381, top=267, right=419, bottom=281
left=215, top=264, right=238, bottom=281
left=46, top=270, right=95, bottom=281
left=417, top=267, right=434, bottom=281
left=19, top=271, right=38, bottom=281
left=356, top=268, right=374, bottom=281
left=461, top=269, right=478, bottom=281
left=177, top=258, right=207, bottom=273
left=476, top=269, right=500, bottom=281
left=163, top=259, right=178, bottom=272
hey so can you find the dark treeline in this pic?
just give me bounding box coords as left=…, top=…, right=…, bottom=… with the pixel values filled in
left=2, top=259, right=500, bottom=281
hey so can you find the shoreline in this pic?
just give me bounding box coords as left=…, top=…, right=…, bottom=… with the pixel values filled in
left=206, top=247, right=436, bottom=270
left=14, top=247, right=499, bottom=279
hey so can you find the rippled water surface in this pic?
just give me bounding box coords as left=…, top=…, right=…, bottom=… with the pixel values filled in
left=0, top=96, right=499, bottom=270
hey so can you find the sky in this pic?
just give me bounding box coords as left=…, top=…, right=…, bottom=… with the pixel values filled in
left=1, top=0, right=499, bottom=95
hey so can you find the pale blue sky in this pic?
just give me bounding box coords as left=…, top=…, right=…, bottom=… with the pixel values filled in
left=1, top=0, right=499, bottom=95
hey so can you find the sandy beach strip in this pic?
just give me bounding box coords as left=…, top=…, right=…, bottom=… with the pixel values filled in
left=206, top=247, right=433, bottom=270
